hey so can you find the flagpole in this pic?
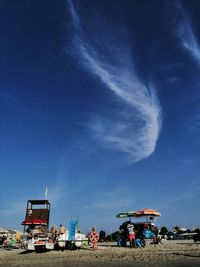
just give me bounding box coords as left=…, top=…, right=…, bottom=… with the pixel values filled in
left=45, top=187, right=48, bottom=200
left=45, top=187, right=48, bottom=209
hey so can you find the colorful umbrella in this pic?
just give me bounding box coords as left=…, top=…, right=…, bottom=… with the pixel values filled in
left=134, top=208, right=161, bottom=217
left=116, top=208, right=161, bottom=218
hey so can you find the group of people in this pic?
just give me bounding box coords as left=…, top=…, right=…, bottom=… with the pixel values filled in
left=50, top=224, right=66, bottom=241
left=25, top=220, right=163, bottom=251
left=126, top=221, right=162, bottom=248
left=50, top=224, right=100, bottom=250
left=25, top=224, right=66, bottom=243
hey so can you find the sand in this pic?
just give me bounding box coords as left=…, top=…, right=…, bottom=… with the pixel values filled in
left=0, top=240, right=199, bottom=267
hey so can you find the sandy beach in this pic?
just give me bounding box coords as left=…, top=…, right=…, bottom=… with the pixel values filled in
left=0, top=240, right=199, bottom=267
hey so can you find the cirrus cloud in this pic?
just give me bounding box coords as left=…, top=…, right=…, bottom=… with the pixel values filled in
left=67, top=0, right=162, bottom=163
left=175, top=0, right=200, bottom=65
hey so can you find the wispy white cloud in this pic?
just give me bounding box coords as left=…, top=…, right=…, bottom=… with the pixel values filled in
left=175, top=158, right=196, bottom=167
left=0, top=184, right=66, bottom=217
left=166, top=76, right=181, bottom=84
left=0, top=201, right=26, bottom=217
left=84, top=187, right=135, bottom=210
left=48, top=184, right=67, bottom=206
left=156, top=184, right=200, bottom=211
left=186, top=114, right=200, bottom=133
left=159, top=63, right=182, bottom=84
left=67, top=1, right=162, bottom=162
left=175, top=1, right=200, bottom=64
left=0, top=90, right=41, bottom=115
left=0, top=91, right=19, bottom=103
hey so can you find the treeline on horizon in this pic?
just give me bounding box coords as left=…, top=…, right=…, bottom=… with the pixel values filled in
left=98, top=226, right=199, bottom=242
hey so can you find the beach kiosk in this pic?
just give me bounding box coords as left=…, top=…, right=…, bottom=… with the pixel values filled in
left=22, top=200, right=54, bottom=251
left=116, top=208, right=161, bottom=247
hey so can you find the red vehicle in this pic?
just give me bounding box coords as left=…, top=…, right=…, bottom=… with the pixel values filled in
left=22, top=200, right=54, bottom=251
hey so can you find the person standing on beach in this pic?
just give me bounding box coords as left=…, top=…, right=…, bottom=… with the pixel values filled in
left=127, top=221, right=135, bottom=248
left=50, top=225, right=57, bottom=241
left=88, top=227, right=99, bottom=250
left=59, top=224, right=65, bottom=235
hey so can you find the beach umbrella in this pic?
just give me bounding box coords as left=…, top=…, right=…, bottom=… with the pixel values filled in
left=116, top=211, right=137, bottom=218
left=116, top=208, right=161, bottom=218
left=134, top=208, right=161, bottom=217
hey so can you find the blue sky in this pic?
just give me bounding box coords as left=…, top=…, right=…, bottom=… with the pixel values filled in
left=0, top=0, right=200, bottom=233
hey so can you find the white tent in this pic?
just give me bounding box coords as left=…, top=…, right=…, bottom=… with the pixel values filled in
left=178, top=227, right=187, bottom=232
left=192, top=226, right=200, bottom=231
left=0, top=227, right=8, bottom=237
left=0, top=227, right=8, bottom=233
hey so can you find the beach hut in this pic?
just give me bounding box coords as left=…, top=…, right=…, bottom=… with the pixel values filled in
left=116, top=208, right=161, bottom=247
left=0, top=227, right=8, bottom=236
left=0, top=227, right=8, bottom=232
left=192, top=226, right=200, bottom=231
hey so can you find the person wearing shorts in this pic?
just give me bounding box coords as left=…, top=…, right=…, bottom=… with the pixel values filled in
left=127, top=222, right=135, bottom=248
